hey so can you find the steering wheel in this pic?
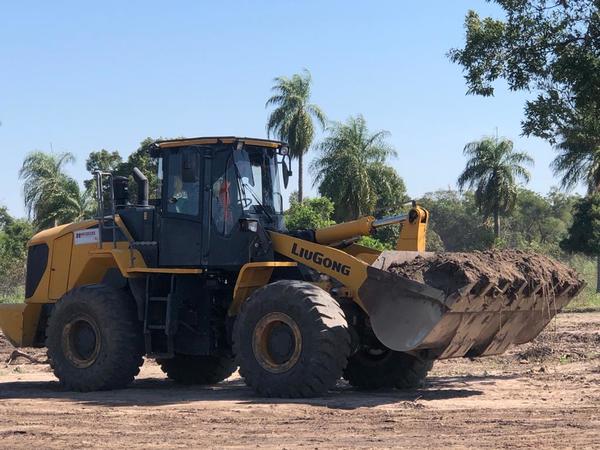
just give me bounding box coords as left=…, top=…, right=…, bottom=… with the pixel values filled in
left=239, top=198, right=252, bottom=208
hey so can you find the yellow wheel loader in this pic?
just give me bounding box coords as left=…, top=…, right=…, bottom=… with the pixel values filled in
left=0, top=136, right=584, bottom=396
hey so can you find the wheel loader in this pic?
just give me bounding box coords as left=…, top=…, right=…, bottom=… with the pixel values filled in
left=0, top=136, right=585, bottom=396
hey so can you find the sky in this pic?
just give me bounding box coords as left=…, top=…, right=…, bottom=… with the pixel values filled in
left=0, top=1, right=582, bottom=218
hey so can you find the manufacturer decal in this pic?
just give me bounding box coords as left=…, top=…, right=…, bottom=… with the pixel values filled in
left=291, top=242, right=351, bottom=276
left=74, top=228, right=100, bottom=245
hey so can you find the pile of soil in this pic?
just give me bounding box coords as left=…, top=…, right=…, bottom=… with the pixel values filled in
left=388, top=249, right=585, bottom=300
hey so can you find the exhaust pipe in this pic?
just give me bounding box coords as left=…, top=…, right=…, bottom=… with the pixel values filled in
left=132, top=167, right=149, bottom=206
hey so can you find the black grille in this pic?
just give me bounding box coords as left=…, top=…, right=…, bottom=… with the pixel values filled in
left=25, top=244, right=49, bottom=298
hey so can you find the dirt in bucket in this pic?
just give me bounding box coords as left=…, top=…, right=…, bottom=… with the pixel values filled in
left=387, top=249, right=585, bottom=300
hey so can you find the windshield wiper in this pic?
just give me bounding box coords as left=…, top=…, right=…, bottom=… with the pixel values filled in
left=232, top=159, right=274, bottom=223
left=243, top=182, right=273, bottom=223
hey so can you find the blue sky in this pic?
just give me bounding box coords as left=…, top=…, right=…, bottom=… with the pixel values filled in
left=0, top=1, right=579, bottom=217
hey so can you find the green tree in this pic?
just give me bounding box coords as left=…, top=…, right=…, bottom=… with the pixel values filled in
left=449, top=1, right=600, bottom=145
left=285, top=196, right=335, bottom=231
left=312, top=115, right=398, bottom=222
left=369, top=163, right=409, bottom=216
left=118, top=137, right=160, bottom=199
left=419, top=190, right=495, bottom=251
left=266, top=70, right=326, bottom=201
left=84, top=138, right=160, bottom=205
left=19, top=152, right=92, bottom=230
left=0, top=207, right=33, bottom=300
left=561, top=194, right=600, bottom=290
left=502, top=188, right=575, bottom=256
left=457, top=137, right=533, bottom=238
left=551, top=120, right=600, bottom=290
left=551, top=115, right=600, bottom=193
left=2, top=218, right=34, bottom=260
left=84, top=149, right=123, bottom=191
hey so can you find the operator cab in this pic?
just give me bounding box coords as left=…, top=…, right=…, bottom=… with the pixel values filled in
left=114, top=137, right=292, bottom=270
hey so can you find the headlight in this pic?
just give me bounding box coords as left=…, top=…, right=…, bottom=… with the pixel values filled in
left=240, top=219, right=259, bottom=233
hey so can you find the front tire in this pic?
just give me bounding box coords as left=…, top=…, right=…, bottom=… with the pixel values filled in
left=158, top=354, right=236, bottom=385
left=46, top=284, right=144, bottom=392
left=233, top=280, right=350, bottom=398
left=344, top=347, right=433, bottom=389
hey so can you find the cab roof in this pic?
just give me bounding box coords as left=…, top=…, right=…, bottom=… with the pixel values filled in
left=155, top=136, right=285, bottom=149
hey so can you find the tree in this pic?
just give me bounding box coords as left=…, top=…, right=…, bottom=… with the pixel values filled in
left=84, top=149, right=123, bottom=191
left=312, top=115, right=399, bottom=222
left=450, top=1, right=600, bottom=287
left=285, top=196, right=335, bottom=231
left=457, top=137, right=533, bottom=238
left=0, top=207, right=33, bottom=299
left=449, top=1, right=600, bottom=145
left=419, top=190, right=495, bottom=251
left=502, top=188, right=575, bottom=256
left=19, top=152, right=92, bottom=230
left=551, top=119, right=600, bottom=290
left=552, top=118, right=600, bottom=193
left=84, top=138, right=160, bottom=205
left=118, top=137, right=160, bottom=199
left=369, top=163, right=409, bottom=216
left=561, top=194, right=600, bottom=290
left=266, top=70, right=326, bottom=201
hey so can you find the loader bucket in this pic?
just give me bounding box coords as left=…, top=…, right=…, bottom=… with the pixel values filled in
left=359, top=250, right=585, bottom=359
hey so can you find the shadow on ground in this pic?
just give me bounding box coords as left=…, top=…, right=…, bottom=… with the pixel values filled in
left=0, top=373, right=509, bottom=410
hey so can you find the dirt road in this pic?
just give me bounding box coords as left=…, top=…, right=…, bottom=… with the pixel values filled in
left=1, top=312, right=598, bottom=449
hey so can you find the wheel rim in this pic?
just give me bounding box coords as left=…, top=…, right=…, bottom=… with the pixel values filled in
left=62, top=314, right=101, bottom=368
left=252, top=312, right=302, bottom=373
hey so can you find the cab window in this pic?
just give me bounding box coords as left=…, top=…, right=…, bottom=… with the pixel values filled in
left=211, top=156, right=240, bottom=236
left=166, top=149, right=200, bottom=216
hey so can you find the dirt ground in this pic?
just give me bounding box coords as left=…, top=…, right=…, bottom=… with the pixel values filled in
left=0, top=312, right=598, bottom=449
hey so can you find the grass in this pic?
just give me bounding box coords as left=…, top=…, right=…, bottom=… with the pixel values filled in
left=0, top=286, right=24, bottom=304
left=558, top=355, right=572, bottom=365
left=564, top=255, right=600, bottom=312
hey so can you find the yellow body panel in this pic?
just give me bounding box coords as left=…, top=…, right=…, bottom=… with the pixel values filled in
left=269, top=231, right=369, bottom=309
left=229, top=262, right=297, bottom=316
left=0, top=303, right=42, bottom=347
left=343, top=243, right=381, bottom=265
left=396, top=206, right=428, bottom=252
left=157, top=136, right=283, bottom=149
left=314, top=217, right=375, bottom=245
left=49, top=233, right=73, bottom=299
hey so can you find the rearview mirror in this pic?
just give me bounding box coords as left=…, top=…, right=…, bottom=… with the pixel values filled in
left=282, top=155, right=292, bottom=189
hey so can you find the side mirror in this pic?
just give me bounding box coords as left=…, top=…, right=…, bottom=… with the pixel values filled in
left=282, top=155, right=293, bottom=189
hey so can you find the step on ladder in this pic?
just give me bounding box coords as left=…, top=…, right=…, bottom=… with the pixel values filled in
left=144, top=274, right=179, bottom=358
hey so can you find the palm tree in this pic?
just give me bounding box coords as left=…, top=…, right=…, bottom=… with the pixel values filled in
left=19, top=151, right=92, bottom=230
left=266, top=69, right=326, bottom=201
left=552, top=128, right=600, bottom=194
left=312, top=115, right=397, bottom=221
left=552, top=121, right=600, bottom=291
left=457, top=137, right=533, bottom=238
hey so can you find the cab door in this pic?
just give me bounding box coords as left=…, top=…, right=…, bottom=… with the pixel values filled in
left=159, top=147, right=204, bottom=267
left=49, top=233, right=73, bottom=299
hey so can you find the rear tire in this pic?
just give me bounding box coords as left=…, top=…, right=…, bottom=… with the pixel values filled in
left=344, top=348, right=433, bottom=389
left=233, top=280, right=350, bottom=398
left=158, top=354, right=236, bottom=385
left=46, top=284, right=144, bottom=392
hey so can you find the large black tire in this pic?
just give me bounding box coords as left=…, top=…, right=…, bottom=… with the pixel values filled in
left=158, top=354, right=236, bottom=385
left=46, top=284, right=144, bottom=392
left=233, top=280, right=350, bottom=398
left=344, top=348, right=433, bottom=390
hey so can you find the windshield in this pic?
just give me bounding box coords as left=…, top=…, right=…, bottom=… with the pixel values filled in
left=234, top=147, right=283, bottom=215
